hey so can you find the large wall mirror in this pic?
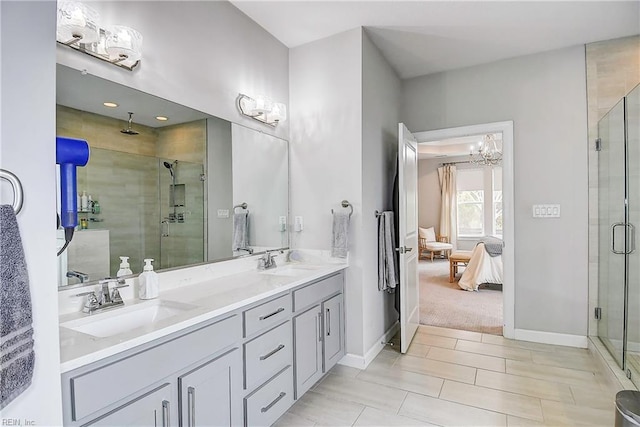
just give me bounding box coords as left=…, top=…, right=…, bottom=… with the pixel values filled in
left=56, top=64, right=289, bottom=287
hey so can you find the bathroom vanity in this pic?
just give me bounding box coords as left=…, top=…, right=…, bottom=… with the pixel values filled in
left=58, top=256, right=346, bottom=426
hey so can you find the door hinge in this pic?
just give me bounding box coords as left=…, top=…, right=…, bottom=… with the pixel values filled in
left=595, top=138, right=602, bottom=152
left=627, top=369, right=632, bottom=379
left=595, top=307, right=602, bottom=320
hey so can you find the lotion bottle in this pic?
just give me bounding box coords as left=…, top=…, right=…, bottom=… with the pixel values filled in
left=138, top=258, right=159, bottom=300
left=117, top=256, right=133, bottom=277
left=80, top=191, right=88, bottom=211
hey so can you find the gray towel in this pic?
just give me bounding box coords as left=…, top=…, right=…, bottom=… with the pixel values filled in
left=378, top=211, right=398, bottom=292
left=0, top=205, right=34, bottom=410
left=479, top=236, right=504, bottom=257
left=331, top=211, right=350, bottom=258
left=232, top=212, right=249, bottom=251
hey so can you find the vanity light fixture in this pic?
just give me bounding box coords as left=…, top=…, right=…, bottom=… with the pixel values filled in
left=237, top=94, right=287, bottom=127
left=56, top=1, right=143, bottom=71
left=103, top=102, right=118, bottom=108
left=155, top=116, right=169, bottom=121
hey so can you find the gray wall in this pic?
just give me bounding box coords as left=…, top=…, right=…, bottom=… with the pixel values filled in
left=361, top=31, right=402, bottom=354
left=402, top=45, right=589, bottom=337
left=0, top=1, right=63, bottom=423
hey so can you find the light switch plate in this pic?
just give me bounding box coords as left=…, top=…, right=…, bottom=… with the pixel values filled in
left=532, top=204, right=561, bottom=218
left=217, top=209, right=230, bottom=219
left=294, top=216, right=303, bottom=232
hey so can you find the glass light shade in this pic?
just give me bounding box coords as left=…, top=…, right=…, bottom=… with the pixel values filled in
left=57, top=1, right=101, bottom=44
left=270, top=103, right=287, bottom=122
left=106, top=25, right=143, bottom=62
left=252, top=95, right=273, bottom=115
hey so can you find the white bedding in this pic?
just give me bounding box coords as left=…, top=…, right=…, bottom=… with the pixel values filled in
left=458, top=243, right=503, bottom=291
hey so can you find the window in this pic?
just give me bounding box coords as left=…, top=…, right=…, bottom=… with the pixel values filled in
left=456, top=167, right=502, bottom=238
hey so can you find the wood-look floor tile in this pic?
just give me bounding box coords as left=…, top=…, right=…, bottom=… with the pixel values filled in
left=399, top=391, right=507, bottom=426
left=353, top=406, right=436, bottom=426
left=313, top=372, right=407, bottom=413
left=570, top=384, right=617, bottom=410
left=475, top=369, right=574, bottom=403
left=541, top=399, right=614, bottom=426
left=418, top=325, right=483, bottom=342
left=439, top=380, right=544, bottom=421
left=530, top=350, right=598, bottom=371
left=427, top=346, right=506, bottom=372
left=356, top=358, right=444, bottom=397
left=456, top=340, right=533, bottom=361
left=506, top=360, right=598, bottom=388
left=506, top=415, right=550, bottom=426
left=394, top=354, right=477, bottom=384
left=481, top=334, right=558, bottom=353
left=329, top=363, right=361, bottom=378
left=286, top=391, right=364, bottom=426
left=274, top=411, right=317, bottom=427
left=413, top=333, right=458, bottom=349
left=407, top=342, right=431, bottom=358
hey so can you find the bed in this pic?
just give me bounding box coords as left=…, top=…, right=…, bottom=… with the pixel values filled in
left=458, top=241, right=503, bottom=291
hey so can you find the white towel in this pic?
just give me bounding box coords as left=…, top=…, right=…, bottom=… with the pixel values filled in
left=378, top=211, right=398, bottom=292
left=331, top=211, right=350, bottom=258
left=232, top=212, right=249, bottom=251
left=0, top=205, right=34, bottom=409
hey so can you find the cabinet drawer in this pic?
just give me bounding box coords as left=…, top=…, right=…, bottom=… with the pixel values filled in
left=243, top=294, right=291, bottom=337
left=293, top=273, right=342, bottom=312
left=245, top=366, right=294, bottom=427
left=244, top=321, right=292, bottom=391
left=67, top=314, right=241, bottom=422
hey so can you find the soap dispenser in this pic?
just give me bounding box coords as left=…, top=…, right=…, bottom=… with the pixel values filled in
left=117, top=256, right=133, bottom=277
left=138, top=258, right=159, bottom=300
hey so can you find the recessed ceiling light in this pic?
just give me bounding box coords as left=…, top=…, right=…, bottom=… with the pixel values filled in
left=155, top=116, right=169, bottom=121
left=103, top=102, right=118, bottom=108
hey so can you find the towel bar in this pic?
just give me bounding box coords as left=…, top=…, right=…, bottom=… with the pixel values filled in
left=331, top=200, right=353, bottom=217
left=0, top=169, right=23, bottom=214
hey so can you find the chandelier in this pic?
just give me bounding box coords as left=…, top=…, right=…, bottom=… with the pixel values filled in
left=470, top=134, right=502, bottom=166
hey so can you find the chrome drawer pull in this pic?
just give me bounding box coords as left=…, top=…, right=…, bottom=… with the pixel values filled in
left=187, top=387, right=196, bottom=427
left=162, top=400, right=171, bottom=427
left=261, top=392, right=286, bottom=413
left=259, top=307, right=285, bottom=320
left=260, top=344, right=285, bottom=360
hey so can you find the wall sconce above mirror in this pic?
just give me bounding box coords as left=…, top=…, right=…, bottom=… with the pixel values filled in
left=237, top=94, right=287, bottom=127
left=57, top=1, right=143, bottom=71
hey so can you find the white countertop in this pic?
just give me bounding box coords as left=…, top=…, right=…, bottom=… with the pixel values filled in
left=59, top=253, right=348, bottom=373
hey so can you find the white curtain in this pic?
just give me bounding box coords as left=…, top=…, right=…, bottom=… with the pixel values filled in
left=437, top=165, right=457, bottom=249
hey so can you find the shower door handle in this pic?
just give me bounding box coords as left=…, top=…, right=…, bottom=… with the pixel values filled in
left=627, top=223, right=636, bottom=254
left=612, top=222, right=625, bottom=254
left=162, top=220, right=170, bottom=237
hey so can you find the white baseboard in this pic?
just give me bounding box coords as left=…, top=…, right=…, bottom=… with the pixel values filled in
left=339, top=321, right=399, bottom=370
left=514, top=328, right=588, bottom=348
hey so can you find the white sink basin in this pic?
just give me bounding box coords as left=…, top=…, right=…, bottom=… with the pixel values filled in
left=259, top=264, right=322, bottom=277
left=61, top=300, right=197, bottom=338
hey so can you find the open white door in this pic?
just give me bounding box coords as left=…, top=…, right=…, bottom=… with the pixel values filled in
left=398, top=123, right=419, bottom=353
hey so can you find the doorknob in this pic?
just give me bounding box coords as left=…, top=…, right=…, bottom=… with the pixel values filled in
left=395, top=246, right=413, bottom=253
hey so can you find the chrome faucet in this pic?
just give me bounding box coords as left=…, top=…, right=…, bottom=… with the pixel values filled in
left=66, top=270, right=89, bottom=283
left=76, top=278, right=129, bottom=314
left=257, top=251, right=277, bottom=270
left=237, top=247, right=254, bottom=255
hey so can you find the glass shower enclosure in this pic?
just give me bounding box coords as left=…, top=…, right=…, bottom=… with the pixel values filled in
left=598, top=83, right=640, bottom=387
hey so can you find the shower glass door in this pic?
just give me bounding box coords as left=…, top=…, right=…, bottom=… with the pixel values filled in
left=598, top=97, right=626, bottom=367
left=625, top=84, right=640, bottom=387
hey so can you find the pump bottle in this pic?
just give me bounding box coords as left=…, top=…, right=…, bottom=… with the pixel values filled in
left=138, top=258, right=159, bottom=300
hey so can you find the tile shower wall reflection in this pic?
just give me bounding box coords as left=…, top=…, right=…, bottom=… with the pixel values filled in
left=57, top=105, right=205, bottom=280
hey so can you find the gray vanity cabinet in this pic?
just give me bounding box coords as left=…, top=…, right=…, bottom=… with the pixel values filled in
left=89, top=383, right=172, bottom=426
left=292, top=272, right=345, bottom=399
left=293, top=304, right=323, bottom=398
left=178, top=348, right=242, bottom=427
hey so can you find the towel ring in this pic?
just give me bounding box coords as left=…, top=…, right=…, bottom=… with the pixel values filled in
left=233, top=202, right=248, bottom=212
left=0, top=169, right=23, bottom=215
left=331, top=200, right=353, bottom=217
left=375, top=210, right=383, bottom=218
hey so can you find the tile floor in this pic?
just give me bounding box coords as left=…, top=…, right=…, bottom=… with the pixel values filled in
left=276, top=325, right=624, bottom=426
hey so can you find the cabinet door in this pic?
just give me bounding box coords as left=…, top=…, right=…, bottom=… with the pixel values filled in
left=178, top=348, right=242, bottom=427
left=293, top=304, right=323, bottom=398
left=86, top=383, right=173, bottom=426
left=322, top=293, right=343, bottom=372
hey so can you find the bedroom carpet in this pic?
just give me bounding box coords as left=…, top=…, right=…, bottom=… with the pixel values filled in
left=419, top=258, right=503, bottom=335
